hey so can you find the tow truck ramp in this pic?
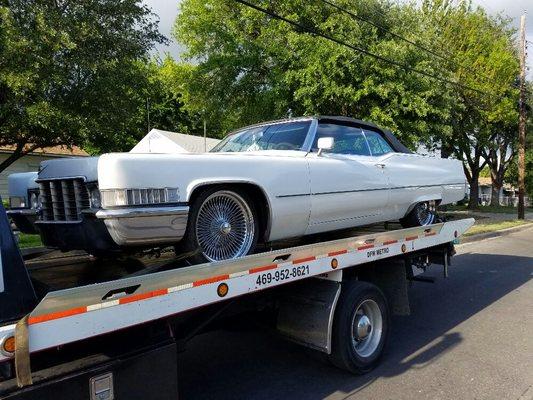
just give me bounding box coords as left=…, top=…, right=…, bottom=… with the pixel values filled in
left=0, top=218, right=473, bottom=365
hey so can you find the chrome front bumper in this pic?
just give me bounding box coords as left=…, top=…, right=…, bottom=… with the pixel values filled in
left=95, top=206, right=189, bottom=246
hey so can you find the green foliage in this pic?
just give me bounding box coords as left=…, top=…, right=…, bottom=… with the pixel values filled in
left=479, top=166, right=491, bottom=178
left=410, top=1, right=519, bottom=208
left=86, top=56, right=204, bottom=153
left=173, top=0, right=458, bottom=148
left=0, top=0, right=166, bottom=169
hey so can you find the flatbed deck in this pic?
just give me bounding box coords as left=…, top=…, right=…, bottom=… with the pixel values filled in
left=0, top=218, right=473, bottom=364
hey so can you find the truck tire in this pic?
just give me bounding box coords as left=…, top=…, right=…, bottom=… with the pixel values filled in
left=329, top=281, right=389, bottom=374
left=179, top=187, right=259, bottom=264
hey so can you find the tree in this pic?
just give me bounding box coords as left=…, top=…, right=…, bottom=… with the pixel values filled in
left=483, top=123, right=517, bottom=206
left=173, top=0, right=454, bottom=147
left=0, top=0, right=166, bottom=172
left=420, top=0, right=520, bottom=209
left=85, top=56, right=204, bottom=154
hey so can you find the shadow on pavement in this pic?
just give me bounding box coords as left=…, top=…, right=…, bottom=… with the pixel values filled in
left=177, top=252, right=533, bottom=400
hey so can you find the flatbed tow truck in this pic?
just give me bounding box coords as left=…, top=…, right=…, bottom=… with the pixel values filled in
left=0, top=200, right=474, bottom=400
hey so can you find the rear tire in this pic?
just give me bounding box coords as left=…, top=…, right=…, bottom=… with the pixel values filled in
left=329, top=281, right=389, bottom=374
left=178, top=187, right=259, bottom=264
left=400, top=201, right=437, bottom=227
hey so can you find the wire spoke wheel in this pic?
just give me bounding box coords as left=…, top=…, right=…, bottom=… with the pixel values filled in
left=350, top=299, right=383, bottom=358
left=195, top=191, right=255, bottom=262
left=415, top=202, right=435, bottom=226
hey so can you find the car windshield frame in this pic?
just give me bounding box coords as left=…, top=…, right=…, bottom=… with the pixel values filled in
left=210, top=120, right=313, bottom=153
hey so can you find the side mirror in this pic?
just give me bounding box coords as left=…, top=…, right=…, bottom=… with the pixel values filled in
left=317, top=137, right=334, bottom=156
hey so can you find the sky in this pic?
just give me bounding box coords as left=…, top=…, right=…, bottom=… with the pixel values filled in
left=144, top=0, right=532, bottom=78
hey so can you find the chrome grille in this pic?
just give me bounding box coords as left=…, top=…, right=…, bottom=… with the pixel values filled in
left=38, top=178, right=90, bottom=221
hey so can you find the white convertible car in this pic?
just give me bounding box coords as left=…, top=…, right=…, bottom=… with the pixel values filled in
left=36, top=116, right=466, bottom=262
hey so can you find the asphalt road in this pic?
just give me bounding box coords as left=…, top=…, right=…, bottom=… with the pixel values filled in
left=178, top=227, right=533, bottom=400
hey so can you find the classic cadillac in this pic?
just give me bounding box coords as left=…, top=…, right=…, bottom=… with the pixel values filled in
left=35, top=116, right=467, bottom=262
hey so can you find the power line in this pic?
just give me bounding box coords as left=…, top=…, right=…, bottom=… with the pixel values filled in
left=318, top=1, right=456, bottom=67
left=234, top=0, right=490, bottom=96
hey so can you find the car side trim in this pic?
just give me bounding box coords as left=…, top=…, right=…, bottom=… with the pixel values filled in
left=277, top=182, right=465, bottom=198
left=95, top=206, right=189, bottom=219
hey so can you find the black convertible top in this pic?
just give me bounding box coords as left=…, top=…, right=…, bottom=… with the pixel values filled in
left=227, top=115, right=412, bottom=154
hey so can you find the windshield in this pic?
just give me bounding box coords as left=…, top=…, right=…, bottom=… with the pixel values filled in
left=211, top=121, right=311, bottom=152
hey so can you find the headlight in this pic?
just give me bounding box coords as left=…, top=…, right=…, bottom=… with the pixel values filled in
left=101, top=188, right=179, bottom=208
left=9, top=196, right=26, bottom=208
left=89, top=187, right=102, bottom=209
left=29, top=191, right=39, bottom=209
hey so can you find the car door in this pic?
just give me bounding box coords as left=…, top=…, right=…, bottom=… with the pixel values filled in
left=306, top=123, right=390, bottom=234
left=361, top=128, right=413, bottom=216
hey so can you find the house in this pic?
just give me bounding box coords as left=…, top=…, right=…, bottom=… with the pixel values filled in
left=130, top=129, right=220, bottom=154
left=0, top=145, right=89, bottom=199
left=477, top=177, right=529, bottom=206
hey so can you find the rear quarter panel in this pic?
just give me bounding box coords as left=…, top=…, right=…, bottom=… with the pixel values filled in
left=382, top=153, right=466, bottom=215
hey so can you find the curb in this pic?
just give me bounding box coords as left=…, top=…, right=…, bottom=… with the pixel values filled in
left=457, top=222, right=533, bottom=245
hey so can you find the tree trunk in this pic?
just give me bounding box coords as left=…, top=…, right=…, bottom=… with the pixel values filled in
left=468, top=172, right=480, bottom=210
left=440, top=139, right=453, bottom=159
left=490, top=183, right=501, bottom=206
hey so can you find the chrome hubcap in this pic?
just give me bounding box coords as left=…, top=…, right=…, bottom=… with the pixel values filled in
left=220, top=222, right=231, bottom=235
left=196, top=191, right=255, bottom=262
left=355, top=315, right=372, bottom=339
left=416, top=202, right=435, bottom=226
left=351, top=299, right=383, bottom=358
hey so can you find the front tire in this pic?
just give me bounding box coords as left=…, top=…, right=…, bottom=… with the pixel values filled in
left=179, top=188, right=259, bottom=264
left=329, top=282, right=389, bottom=374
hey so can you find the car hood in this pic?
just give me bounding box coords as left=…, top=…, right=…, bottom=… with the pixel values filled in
left=38, top=156, right=100, bottom=182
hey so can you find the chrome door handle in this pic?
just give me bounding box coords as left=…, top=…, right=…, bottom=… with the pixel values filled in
left=375, top=163, right=386, bottom=168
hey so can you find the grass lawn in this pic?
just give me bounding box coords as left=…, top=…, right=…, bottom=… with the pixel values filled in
left=464, top=220, right=531, bottom=236
left=444, top=204, right=533, bottom=214
left=17, top=233, right=43, bottom=249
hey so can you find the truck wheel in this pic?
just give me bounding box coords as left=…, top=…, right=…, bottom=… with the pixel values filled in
left=329, top=281, right=389, bottom=374
left=180, top=188, right=259, bottom=264
left=400, top=201, right=436, bottom=227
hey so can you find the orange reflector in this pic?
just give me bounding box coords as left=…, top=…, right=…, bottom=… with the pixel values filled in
left=331, top=258, right=338, bottom=269
left=2, top=336, right=15, bottom=355
left=217, top=283, right=229, bottom=297
left=401, top=244, right=407, bottom=253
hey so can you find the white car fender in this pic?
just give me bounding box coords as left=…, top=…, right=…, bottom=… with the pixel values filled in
left=185, top=178, right=271, bottom=203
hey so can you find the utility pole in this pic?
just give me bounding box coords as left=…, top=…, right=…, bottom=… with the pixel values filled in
left=517, top=14, right=527, bottom=219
